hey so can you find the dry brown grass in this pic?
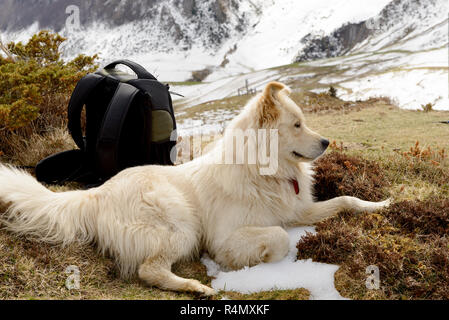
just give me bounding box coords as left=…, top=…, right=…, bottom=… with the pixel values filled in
left=2, top=128, right=76, bottom=167
left=297, top=99, right=449, bottom=300
left=0, top=229, right=115, bottom=299
left=313, top=150, right=389, bottom=202
left=298, top=148, right=449, bottom=300
left=297, top=203, right=449, bottom=300
left=224, top=289, right=310, bottom=300
left=391, top=141, right=449, bottom=188
left=0, top=227, right=216, bottom=300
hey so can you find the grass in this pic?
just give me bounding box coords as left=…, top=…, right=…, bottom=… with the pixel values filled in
left=0, top=229, right=182, bottom=300
left=313, top=151, right=389, bottom=202
left=224, top=289, right=310, bottom=300
left=4, top=128, right=76, bottom=167
left=299, top=147, right=448, bottom=299
left=296, top=98, right=449, bottom=299
left=297, top=198, right=449, bottom=299
left=1, top=90, right=448, bottom=300
left=0, top=227, right=310, bottom=300
left=305, top=102, right=449, bottom=153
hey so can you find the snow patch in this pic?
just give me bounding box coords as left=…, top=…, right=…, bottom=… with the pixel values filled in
left=201, top=227, right=347, bottom=300
left=339, top=67, right=449, bottom=110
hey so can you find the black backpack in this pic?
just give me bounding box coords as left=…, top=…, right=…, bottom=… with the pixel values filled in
left=36, top=60, right=177, bottom=186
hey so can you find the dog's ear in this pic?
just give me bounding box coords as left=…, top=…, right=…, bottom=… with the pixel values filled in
left=258, top=82, right=290, bottom=127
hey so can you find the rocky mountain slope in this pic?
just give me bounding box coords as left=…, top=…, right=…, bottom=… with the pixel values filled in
left=296, top=0, right=447, bottom=61
left=1, top=0, right=247, bottom=52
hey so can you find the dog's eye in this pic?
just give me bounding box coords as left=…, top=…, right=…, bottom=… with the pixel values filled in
left=295, top=122, right=301, bottom=129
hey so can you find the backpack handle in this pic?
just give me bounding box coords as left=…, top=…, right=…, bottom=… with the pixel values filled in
left=105, top=60, right=157, bottom=80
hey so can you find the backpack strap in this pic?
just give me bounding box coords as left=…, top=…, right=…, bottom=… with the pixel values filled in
left=68, top=73, right=105, bottom=150
left=95, top=82, right=141, bottom=179
left=36, top=150, right=85, bottom=184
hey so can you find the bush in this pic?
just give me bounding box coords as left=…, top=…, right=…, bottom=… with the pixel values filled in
left=328, top=86, right=337, bottom=98
left=421, top=103, right=434, bottom=112
left=392, top=141, right=449, bottom=187
left=313, top=150, right=389, bottom=202
left=0, top=31, right=98, bottom=156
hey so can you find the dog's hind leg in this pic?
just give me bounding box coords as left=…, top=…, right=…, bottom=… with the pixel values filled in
left=135, top=189, right=216, bottom=296
left=300, top=196, right=391, bottom=224
left=138, top=257, right=216, bottom=296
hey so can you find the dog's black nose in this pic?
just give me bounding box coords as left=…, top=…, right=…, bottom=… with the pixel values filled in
left=321, top=139, right=330, bottom=149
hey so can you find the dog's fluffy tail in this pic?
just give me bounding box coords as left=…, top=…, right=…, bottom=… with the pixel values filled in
left=0, top=165, right=98, bottom=246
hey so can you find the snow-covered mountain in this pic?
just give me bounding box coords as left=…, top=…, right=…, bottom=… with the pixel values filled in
left=1, top=0, right=251, bottom=80
left=0, top=0, right=413, bottom=79
left=1, top=0, right=448, bottom=110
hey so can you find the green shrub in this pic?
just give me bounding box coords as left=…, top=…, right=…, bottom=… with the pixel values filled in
left=0, top=31, right=98, bottom=156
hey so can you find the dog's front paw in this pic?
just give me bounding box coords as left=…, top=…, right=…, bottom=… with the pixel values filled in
left=366, top=198, right=392, bottom=212
left=197, top=284, right=217, bottom=297
left=186, top=279, right=217, bottom=296
left=381, top=198, right=392, bottom=208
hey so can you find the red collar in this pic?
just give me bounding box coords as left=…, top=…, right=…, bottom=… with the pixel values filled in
left=291, top=179, right=299, bottom=195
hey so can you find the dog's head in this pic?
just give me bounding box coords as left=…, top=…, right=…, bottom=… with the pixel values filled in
left=253, top=81, right=329, bottom=163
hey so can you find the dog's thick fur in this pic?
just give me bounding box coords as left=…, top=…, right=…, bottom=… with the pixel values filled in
left=0, top=82, right=389, bottom=295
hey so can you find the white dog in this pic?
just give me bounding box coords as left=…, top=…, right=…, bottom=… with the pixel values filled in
left=0, top=82, right=389, bottom=295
